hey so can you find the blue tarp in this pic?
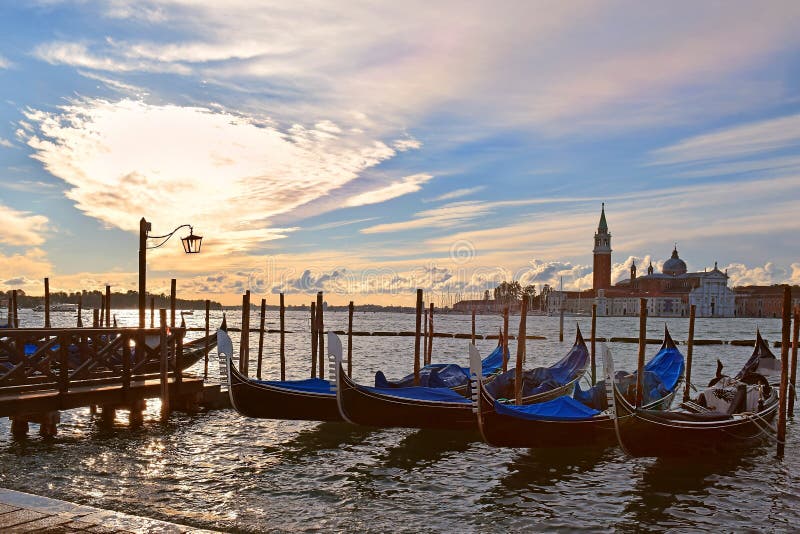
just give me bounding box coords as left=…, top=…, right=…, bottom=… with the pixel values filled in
left=374, top=344, right=505, bottom=388
left=484, top=340, right=589, bottom=400
left=575, top=342, right=685, bottom=410
left=255, top=377, right=334, bottom=395
left=494, top=396, right=600, bottom=421
left=363, top=383, right=471, bottom=404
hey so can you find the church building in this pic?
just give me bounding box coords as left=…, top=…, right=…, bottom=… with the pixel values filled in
left=548, top=205, right=735, bottom=317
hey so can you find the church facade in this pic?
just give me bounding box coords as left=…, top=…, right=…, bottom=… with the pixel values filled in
left=548, top=205, right=735, bottom=317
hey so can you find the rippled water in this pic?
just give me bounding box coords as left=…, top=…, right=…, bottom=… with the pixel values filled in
left=1, top=308, right=798, bottom=532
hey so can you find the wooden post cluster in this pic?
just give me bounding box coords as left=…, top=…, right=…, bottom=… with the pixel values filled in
left=347, top=301, right=354, bottom=378
left=44, top=277, right=51, bottom=328
left=310, top=301, right=317, bottom=378
left=777, top=286, right=791, bottom=456
left=515, top=297, right=528, bottom=405
left=240, top=291, right=251, bottom=375
left=590, top=303, right=597, bottom=385
left=280, top=293, right=286, bottom=381
left=683, top=305, right=697, bottom=402
left=257, top=298, right=266, bottom=379
left=502, top=307, right=509, bottom=372
left=414, top=289, right=423, bottom=386
left=317, top=292, right=324, bottom=379
left=635, top=298, right=647, bottom=408
left=789, top=306, right=799, bottom=416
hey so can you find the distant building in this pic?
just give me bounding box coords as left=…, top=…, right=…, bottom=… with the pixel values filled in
left=548, top=206, right=735, bottom=317
left=734, top=285, right=800, bottom=318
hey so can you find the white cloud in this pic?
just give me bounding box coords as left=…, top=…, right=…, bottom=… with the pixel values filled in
left=0, top=204, right=49, bottom=246
left=650, top=113, right=800, bottom=166
left=0, top=54, right=10, bottom=69
left=21, top=98, right=405, bottom=258
left=724, top=262, right=796, bottom=287
left=393, top=137, right=422, bottom=152
left=34, top=41, right=191, bottom=75
left=361, top=201, right=490, bottom=234
left=0, top=138, right=13, bottom=148
left=345, top=173, right=433, bottom=207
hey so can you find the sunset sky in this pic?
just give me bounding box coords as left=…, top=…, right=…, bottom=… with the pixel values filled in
left=1, top=1, right=799, bottom=305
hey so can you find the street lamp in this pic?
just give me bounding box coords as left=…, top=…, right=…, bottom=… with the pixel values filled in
left=138, top=217, right=203, bottom=328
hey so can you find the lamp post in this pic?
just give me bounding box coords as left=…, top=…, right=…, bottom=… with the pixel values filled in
left=138, top=217, right=203, bottom=328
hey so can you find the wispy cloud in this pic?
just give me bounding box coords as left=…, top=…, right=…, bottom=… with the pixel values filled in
left=650, top=113, right=800, bottom=166
left=0, top=204, right=49, bottom=246
left=0, top=138, right=14, bottom=148
left=0, top=54, right=10, bottom=69
left=345, top=173, right=433, bottom=207
left=425, top=186, right=485, bottom=203
left=304, top=217, right=379, bottom=231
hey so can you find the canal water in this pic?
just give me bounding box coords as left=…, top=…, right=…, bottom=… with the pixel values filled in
left=0, top=309, right=797, bottom=532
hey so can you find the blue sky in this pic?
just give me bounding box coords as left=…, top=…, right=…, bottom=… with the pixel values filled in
left=0, top=1, right=799, bottom=305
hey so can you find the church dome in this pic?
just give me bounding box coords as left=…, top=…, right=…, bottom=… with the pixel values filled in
left=662, top=246, right=687, bottom=276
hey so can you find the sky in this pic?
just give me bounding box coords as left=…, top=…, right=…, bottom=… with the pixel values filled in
left=0, top=1, right=799, bottom=306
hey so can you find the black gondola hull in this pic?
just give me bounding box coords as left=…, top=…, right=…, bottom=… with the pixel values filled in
left=228, top=360, right=341, bottom=421
left=614, top=386, right=779, bottom=457
left=337, top=365, right=475, bottom=430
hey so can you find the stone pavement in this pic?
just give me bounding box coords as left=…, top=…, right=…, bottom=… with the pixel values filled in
left=0, top=488, right=220, bottom=533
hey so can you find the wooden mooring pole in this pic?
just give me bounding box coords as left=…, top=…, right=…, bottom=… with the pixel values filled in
left=590, top=303, right=597, bottom=385
left=789, top=306, right=799, bottom=416
left=159, top=308, right=169, bottom=419
left=471, top=308, right=476, bottom=344
left=635, top=298, right=647, bottom=408
left=777, top=286, right=791, bottom=456
left=11, top=289, right=18, bottom=328
left=204, top=299, right=210, bottom=379
left=515, top=297, right=528, bottom=405
left=100, top=295, right=105, bottom=327
left=105, top=285, right=111, bottom=327
left=317, top=292, right=324, bottom=379
left=77, top=293, right=83, bottom=327
left=559, top=307, right=564, bottom=342
left=427, top=303, right=434, bottom=365
left=414, top=289, right=423, bottom=386
left=347, top=300, right=354, bottom=378
left=169, top=279, right=176, bottom=328
left=44, top=277, right=51, bottom=328
left=150, top=297, right=155, bottom=328
left=423, top=308, right=428, bottom=365
left=310, top=301, right=317, bottom=378
left=683, top=305, right=696, bottom=403
left=240, top=291, right=250, bottom=375
left=502, top=306, right=509, bottom=372
left=256, top=298, right=266, bottom=379
left=92, top=308, right=99, bottom=328
left=279, top=293, right=286, bottom=381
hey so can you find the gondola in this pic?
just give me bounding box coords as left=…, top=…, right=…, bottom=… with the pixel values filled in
left=333, top=328, right=590, bottom=431
left=224, top=330, right=509, bottom=423
left=221, top=329, right=342, bottom=421
left=374, top=336, right=506, bottom=396
left=609, top=330, right=781, bottom=457
left=472, top=325, right=684, bottom=448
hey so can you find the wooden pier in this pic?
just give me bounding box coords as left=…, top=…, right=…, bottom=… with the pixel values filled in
left=0, top=323, right=219, bottom=437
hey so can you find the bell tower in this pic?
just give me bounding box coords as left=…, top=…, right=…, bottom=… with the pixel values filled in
left=593, top=203, right=612, bottom=291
